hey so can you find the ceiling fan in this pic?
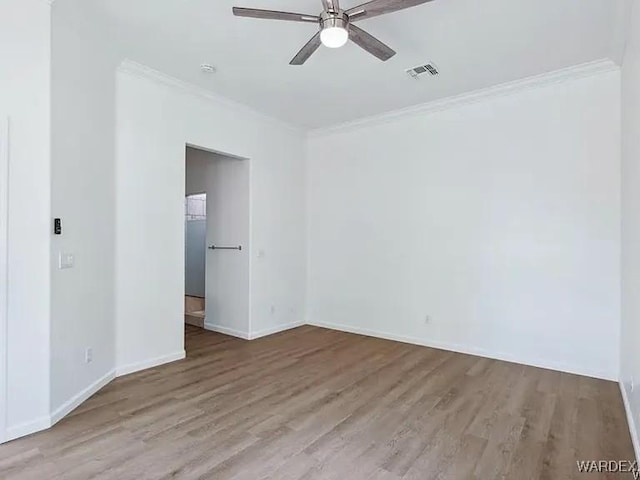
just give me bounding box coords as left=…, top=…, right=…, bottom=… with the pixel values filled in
left=232, top=0, right=435, bottom=65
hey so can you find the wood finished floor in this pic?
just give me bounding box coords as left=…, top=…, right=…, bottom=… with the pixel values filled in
left=0, top=325, right=634, bottom=479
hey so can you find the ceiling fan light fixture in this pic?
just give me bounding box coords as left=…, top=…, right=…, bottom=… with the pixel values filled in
left=320, top=26, right=348, bottom=48
left=232, top=0, right=429, bottom=64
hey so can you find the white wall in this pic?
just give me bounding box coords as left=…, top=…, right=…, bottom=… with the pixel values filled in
left=307, top=69, right=621, bottom=380
left=115, top=65, right=306, bottom=372
left=49, top=1, right=119, bottom=416
left=621, top=0, right=640, bottom=459
left=0, top=115, right=7, bottom=443
left=0, top=0, right=52, bottom=439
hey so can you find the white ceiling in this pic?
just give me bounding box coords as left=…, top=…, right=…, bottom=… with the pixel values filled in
left=70, top=0, right=630, bottom=128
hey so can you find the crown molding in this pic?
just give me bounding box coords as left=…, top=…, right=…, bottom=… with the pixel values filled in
left=118, top=57, right=619, bottom=137
left=309, top=58, right=620, bottom=137
left=117, top=59, right=302, bottom=135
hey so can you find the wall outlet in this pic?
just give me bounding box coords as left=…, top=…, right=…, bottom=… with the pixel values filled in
left=270, top=305, right=276, bottom=315
left=85, top=347, right=93, bottom=364
left=59, top=252, right=75, bottom=269
left=424, top=315, right=432, bottom=324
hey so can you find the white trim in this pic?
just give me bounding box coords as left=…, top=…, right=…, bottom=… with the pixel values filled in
left=49, top=369, right=115, bottom=425
left=307, top=320, right=616, bottom=381
left=309, top=59, right=620, bottom=137
left=250, top=321, right=304, bottom=340
left=247, top=162, right=254, bottom=344
left=204, top=323, right=251, bottom=340
left=620, top=381, right=640, bottom=463
left=118, top=59, right=618, bottom=137
left=0, top=117, right=8, bottom=444
left=115, top=351, right=186, bottom=377
left=7, top=369, right=116, bottom=441
left=5, top=416, right=50, bottom=442
left=117, top=59, right=302, bottom=135
left=204, top=321, right=304, bottom=340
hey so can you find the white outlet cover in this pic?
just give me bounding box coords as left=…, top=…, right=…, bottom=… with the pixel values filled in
left=59, top=252, right=74, bottom=269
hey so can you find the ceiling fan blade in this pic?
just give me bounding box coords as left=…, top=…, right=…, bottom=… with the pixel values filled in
left=232, top=7, right=319, bottom=23
left=349, top=24, right=396, bottom=61
left=290, top=32, right=323, bottom=65
left=346, top=0, right=435, bottom=21
left=321, top=0, right=340, bottom=11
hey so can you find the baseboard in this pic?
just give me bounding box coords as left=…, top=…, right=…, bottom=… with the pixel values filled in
left=204, top=323, right=250, bottom=340
left=620, top=381, right=640, bottom=463
left=5, top=415, right=51, bottom=442
left=5, top=353, right=185, bottom=443
left=4, top=370, right=117, bottom=443
left=250, top=321, right=304, bottom=340
left=50, top=369, right=116, bottom=426
left=116, top=350, right=186, bottom=377
left=307, top=320, right=616, bottom=381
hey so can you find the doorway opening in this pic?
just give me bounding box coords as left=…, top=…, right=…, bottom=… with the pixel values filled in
left=184, top=145, right=250, bottom=350
left=184, top=193, right=206, bottom=328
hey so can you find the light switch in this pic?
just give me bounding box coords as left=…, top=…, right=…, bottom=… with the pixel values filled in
left=59, top=253, right=74, bottom=269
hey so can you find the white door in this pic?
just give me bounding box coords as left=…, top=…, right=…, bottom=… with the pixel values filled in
left=0, top=117, right=9, bottom=443
left=204, top=155, right=250, bottom=336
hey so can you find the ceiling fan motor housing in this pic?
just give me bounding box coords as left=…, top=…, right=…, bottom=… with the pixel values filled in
left=320, top=10, right=349, bottom=32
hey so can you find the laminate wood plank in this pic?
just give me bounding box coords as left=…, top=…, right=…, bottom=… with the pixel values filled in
left=0, top=325, right=634, bottom=480
left=539, top=373, right=581, bottom=480
left=471, top=414, right=525, bottom=479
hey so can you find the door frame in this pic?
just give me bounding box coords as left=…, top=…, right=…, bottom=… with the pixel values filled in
left=0, top=117, right=9, bottom=444
left=184, top=143, right=251, bottom=338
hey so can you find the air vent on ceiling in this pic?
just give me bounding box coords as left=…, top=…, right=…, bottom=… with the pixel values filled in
left=406, top=63, right=439, bottom=79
